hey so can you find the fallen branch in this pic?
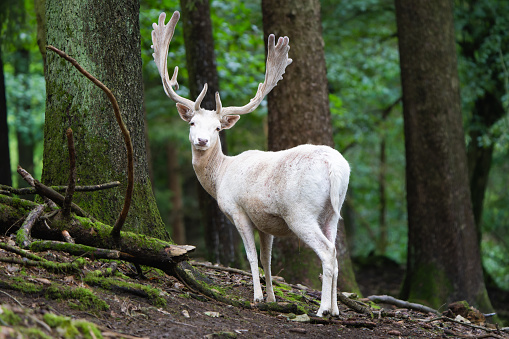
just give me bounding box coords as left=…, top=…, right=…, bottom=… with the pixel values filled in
left=17, top=167, right=58, bottom=209
left=189, top=261, right=251, bottom=276
left=367, top=295, right=439, bottom=314
left=0, top=196, right=195, bottom=268
left=0, top=254, right=85, bottom=273
left=0, top=182, right=121, bottom=195
left=16, top=204, right=45, bottom=248
left=46, top=45, right=134, bottom=238
left=62, top=128, right=77, bottom=218
left=16, top=166, right=89, bottom=217
left=339, top=292, right=373, bottom=317
left=29, top=241, right=132, bottom=260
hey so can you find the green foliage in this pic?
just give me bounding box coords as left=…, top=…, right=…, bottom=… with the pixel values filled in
left=2, top=0, right=46, bottom=185
left=322, top=0, right=407, bottom=262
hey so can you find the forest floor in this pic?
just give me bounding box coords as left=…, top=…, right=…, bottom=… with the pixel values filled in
left=0, top=235, right=508, bottom=339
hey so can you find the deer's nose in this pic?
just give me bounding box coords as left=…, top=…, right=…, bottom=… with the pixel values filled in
left=197, top=138, right=208, bottom=146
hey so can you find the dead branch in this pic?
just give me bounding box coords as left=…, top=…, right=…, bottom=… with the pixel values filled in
left=62, top=128, right=77, bottom=218
left=368, top=295, right=439, bottom=314
left=339, top=292, right=373, bottom=316
left=17, top=166, right=58, bottom=209
left=46, top=45, right=134, bottom=238
left=17, top=204, right=45, bottom=248
left=17, top=165, right=91, bottom=219
left=189, top=261, right=251, bottom=276
left=0, top=182, right=121, bottom=195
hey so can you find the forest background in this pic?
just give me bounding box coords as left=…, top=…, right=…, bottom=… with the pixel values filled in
left=1, top=0, right=508, bottom=299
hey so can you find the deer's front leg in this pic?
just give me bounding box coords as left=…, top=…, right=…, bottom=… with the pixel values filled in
left=233, top=214, right=264, bottom=302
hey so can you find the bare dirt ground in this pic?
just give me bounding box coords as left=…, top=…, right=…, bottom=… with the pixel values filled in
left=0, top=237, right=508, bottom=338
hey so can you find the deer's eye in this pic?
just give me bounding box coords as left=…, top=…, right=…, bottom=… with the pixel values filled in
left=216, top=127, right=221, bottom=131
left=189, top=122, right=195, bottom=126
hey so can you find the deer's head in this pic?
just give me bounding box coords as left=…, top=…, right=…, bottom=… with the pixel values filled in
left=152, top=11, right=292, bottom=151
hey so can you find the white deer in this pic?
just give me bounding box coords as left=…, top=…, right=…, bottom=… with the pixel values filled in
left=152, top=11, right=350, bottom=317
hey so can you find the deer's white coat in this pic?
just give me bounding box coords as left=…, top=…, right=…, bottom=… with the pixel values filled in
left=152, top=11, right=350, bottom=316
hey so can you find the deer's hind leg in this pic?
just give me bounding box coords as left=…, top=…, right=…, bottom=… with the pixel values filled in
left=287, top=215, right=338, bottom=316
left=259, top=231, right=275, bottom=302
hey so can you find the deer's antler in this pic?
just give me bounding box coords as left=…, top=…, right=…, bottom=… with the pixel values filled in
left=151, top=11, right=207, bottom=110
left=218, top=34, right=292, bottom=117
left=152, top=12, right=291, bottom=115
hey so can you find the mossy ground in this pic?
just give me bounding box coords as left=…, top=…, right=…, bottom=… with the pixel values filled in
left=0, top=235, right=507, bottom=338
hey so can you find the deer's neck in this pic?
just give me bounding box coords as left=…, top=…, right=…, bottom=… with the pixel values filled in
left=191, top=140, right=227, bottom=199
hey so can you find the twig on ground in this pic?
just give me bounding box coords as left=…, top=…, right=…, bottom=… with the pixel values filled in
left=189, top=261, right=251, bottom=276
left=0, top=290, right=24, bottom=307
left=62, top=128, right=77, bottom=218
left=46, top=45, right=134, bottom=238
left=368, top=295, right=439, bottom=314
left=17, top=204, right=46, bottom=248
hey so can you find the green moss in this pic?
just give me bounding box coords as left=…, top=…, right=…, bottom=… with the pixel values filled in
left=43, top=313, right=103, bottom=339
left=46, top=285, right=109, bottom=311
left=0, top=306, right=22, bottom=325
left=22, top=328, right=52, bottom=339
left=84, top=274, right=167, bottom=307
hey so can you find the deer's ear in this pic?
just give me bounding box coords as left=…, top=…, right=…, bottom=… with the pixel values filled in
left=221, top=115, right=240, bottom=130
left=176, top=103, right=194, bottom=122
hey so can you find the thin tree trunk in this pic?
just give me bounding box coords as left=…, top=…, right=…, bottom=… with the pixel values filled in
left=43, top=0, right=168, bottom=239
left=377, top=138, right=387, bottom=255
left=395, top=0, right=493, bottom=311
left=179, top=0, right=241, bottom=267
left=167, top=143, right=185, bottom=244
left=0, top=46, right=11, bottom=186
left=262, top=0, right=359, bottom=293
left=13, top=47, right=35, bottom=194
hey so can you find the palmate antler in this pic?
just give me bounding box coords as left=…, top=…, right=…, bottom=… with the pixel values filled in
left=151, top=11, right=292, bottom=117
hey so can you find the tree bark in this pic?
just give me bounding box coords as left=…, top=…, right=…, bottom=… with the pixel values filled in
left=167, top=143, right=185, bottom=244
left=262, top=0, right=359, bottom=293
left=180, top=0, right=241, bottom=267
left=0, top=46, right=11, bottom=186
left=43, top=0, right=168, bottom=239
left=395, top=0, right=493, bottom=311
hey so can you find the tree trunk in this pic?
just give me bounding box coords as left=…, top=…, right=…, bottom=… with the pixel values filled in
left=13, top=47, right=35, bottom=191
left=43, top=0, right=168, bottom=240
left=167, top=143, right=185, bottom=244
left=262, top=0, right=359, bottom=293
left=0, top=46, right=11, bottom=186
left=180, top=0, right=241, bottom=267
left=395, top=0, right=493, bottom=311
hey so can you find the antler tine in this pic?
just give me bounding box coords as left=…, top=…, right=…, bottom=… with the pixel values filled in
left=194, top=83, right=208, bottom=111
left=151, top=11, right=195, bottom=109
left=219, top=34, right=292, bottom=117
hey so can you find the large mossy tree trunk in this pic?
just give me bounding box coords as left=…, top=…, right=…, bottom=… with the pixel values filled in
left=179, top=0, right=241, bottom=267
left=261, top=0, right=359, bottom=293
left=43, top=0, right=168, bottom=240
left=395, top=0, right=493, bottom=311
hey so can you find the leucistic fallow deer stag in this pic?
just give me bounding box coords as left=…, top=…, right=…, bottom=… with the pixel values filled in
left=152, top=11, right=350, bottom=317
